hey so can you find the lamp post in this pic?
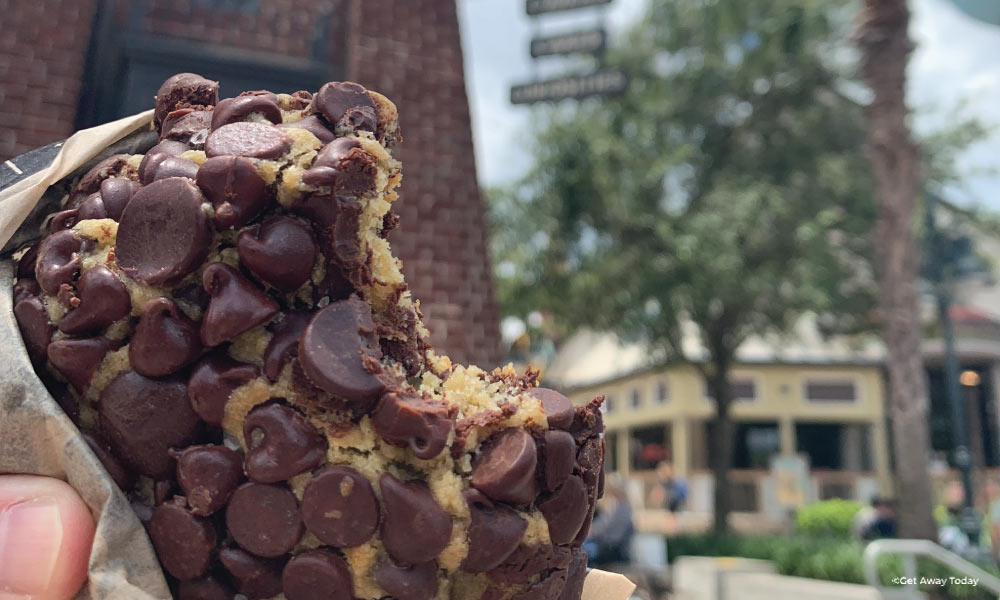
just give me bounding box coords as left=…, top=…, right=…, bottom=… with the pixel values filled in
left=924, top=192, right=980, bottom=544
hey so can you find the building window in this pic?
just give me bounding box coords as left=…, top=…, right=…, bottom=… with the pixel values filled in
left=629, top=388, right=642, bottom=409
left=705, top=378, right=757, bottom=402
left=604, top=395, right=615, bottom=414
left=805, top=380, right=857, bottom=402
left=655, top=380, right=669, bottom=404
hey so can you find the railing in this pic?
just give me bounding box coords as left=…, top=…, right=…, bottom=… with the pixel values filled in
left=863, top=539, right=1000, bottom=599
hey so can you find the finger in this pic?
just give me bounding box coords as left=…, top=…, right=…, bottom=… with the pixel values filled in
left=0, top=475, right=94, bottom=600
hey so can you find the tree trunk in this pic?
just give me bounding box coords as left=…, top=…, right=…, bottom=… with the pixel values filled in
left=707, top=369, right=735, bottom=534
left=857, top=0, right=937, bottom=540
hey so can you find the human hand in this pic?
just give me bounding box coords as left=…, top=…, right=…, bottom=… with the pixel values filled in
left=0, top=475, right=94, bottom=600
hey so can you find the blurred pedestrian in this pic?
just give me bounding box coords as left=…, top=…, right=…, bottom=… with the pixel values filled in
left=648, top=461, right=688, bottom=512
left=585, top=473, right=634, bottom=567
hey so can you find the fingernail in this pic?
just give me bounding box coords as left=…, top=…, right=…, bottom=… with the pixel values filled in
left=0, top=498, right=62, bottom=598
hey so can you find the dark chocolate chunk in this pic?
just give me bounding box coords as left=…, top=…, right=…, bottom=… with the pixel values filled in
left=487, top=544, right=572, bottom=585
left=558, top=547, right=588, bottom=600
left=12, top=278, right=40, bottom=305
left=14, top=296, right=54, bottom=365
left=219, top=547, right=284, bottom=600
left=98, top=178, right=141, bottom=220
left=155, top=73, right=219, bottom=128
left=311, top=82, right=376, bottom=133
left=471, top=429, right=538, bottom=506
left=371, top=391, right=453, bottom=460
left=211, top=95, right=282, bottom=130
left=292, top=192, right=365, bottom=270
left=57, top=265, right=130, bottom=335
left=461, top=489, right=527, bottom=573
left=538, top=475, right=589, bottom=545
left=177, top=576, right=234, bottom=600
left=154, top=479, right=176, bottom=505
left=47, top=336, right=115, bottom=393
left=148, top=499, right=217, bottom=580
left=226, top=482, right=303, bottom=557
left=76, top=193, right=107, bottom=221
left=241, top=90, right=279, bottom=103
left=303, top=138, right=377, bottom=196
left=35, top=229, right=83, bottom=295
left=373, top=558, right=439, bottom=600
left=175, top=444, right=245, bottom=516
left=298, top=295, right=385, bottom=405
left=48, top=209, right=78, bottom=233
left=16, top=244, right=38, bottom=279
left=187, top=353, right=259, bottom=425
left=138, top=140, right=190, bottom=184
left=152, top=156, right=200, bottom=182
left=116, top=177, right=212, bottom=285
left=510, top=567, right=569, bottom=600
left=237, top=216, right=317, bottom=291
left=130, top=297, right=203, bottom=377
left=530, top=388, right=574, bottom=431
left=161, top=108, right=214, bottom=148
left=82, top=431, right=135, bottom=490
left=379, top=473, right=451, bottom=565
left=262, top=312, right=310, bottom=381
left=541, top=430, right=575, bottom=493
left=196, top=155, right=269, bottom=229
left=277, top=115, right=335, bottom=144
left=301, top=465, right=379, bottom=548
left=281, top=548, right=353, bottom=600
left=205, top=122, right=291, bottom=159
left=99, top=371, right=201, bottom=477
left=200, top=262, right=279, bottom=346
left=243, top=403, right=326, bottom=483
left=75, top=154, right=131, bottom=196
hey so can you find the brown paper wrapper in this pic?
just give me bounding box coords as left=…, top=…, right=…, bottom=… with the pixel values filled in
left=0, top=113, right=635, bottom=600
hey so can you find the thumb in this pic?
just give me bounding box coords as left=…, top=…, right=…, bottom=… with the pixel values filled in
left=0, top=475, right=94, bottom=600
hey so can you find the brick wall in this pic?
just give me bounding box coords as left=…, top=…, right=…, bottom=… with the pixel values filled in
left=0, top=0, right=502, bottom=367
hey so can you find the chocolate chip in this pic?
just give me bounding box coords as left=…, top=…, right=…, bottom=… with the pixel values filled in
left=541, top=430, right=575, bottom=493
left=14, top=296, right=54, bottom=365
left=277, top=115, right=335, bottom=144
left=281, top=548, right=353, bottom=600
left=301, top=138, right=371, bottom=189
left=16, top=244, right=38, bottom=279
left=187, top=353, right=259, bottom=425
left=116, top=177, right=212, bottom=285
left=471, top=429, right=538, bottom=506
left=205, top=122, right=291, bottom=159
left=152, top=156, right=200, bottom=182
left=301, top=465, right=378, bottom=547
left=98, top=178, right=141, bottom=220
left=12, top=277, right=40, bottom=305
left=487, top=544, right=572, bottom=584
left=379, top=473, right=452, bottom=565
left=47, top=336, right=115, bottom=393
left=211, top=95, right=283, bottom=130
left=57, top=265, right=130, bottom=335
left=310, top=82, right=376, bottom=133
left=243, top=403, right=326, bottom=483
left=35, top=229, right=83, bottom=295
left=461, top=489, right=527, bottom=573
left=138, top=140, right=190, bottom=184
left=148, top=499, right=217, bottom=580
left=298, top=295, right=385, bottom=405
left=292, top=192, right=364, bottom=267
left=48, top=209, right=78, bottom=233
left=538, top=475, right=589, bottom=545
left=155, top=73, right=219, bottom=128
left=237, top=216, right=317, bottom=291
left=99, top=371, right=201, bottom=477
left=530, top=388, right=574, bottom=431
left=177, top=576, right=234, bottom=600
left=130, top=297, right=203, bottom=377
left=239, top=89, right=278, bottom=104
left=175, top=444, right=245, bottom=516
left=196, top=155, right=269, bottom=229
left=161, top=109, right=213, bottom=148
left=75, top=154, right=131, bottom=196
left=558, top=547, right=588, bottom=600
left=76, top=193, right=108, bottom=221
left=371, top=391, right=453, bottom=460
left=200, top=263, right=279, bottom=346
left=82, top=431, right=135, bottom=490
left=373, top=558, right=439, bottom=600
left=226, top=482, right=303, bottom=557
left=219, top=547, right=284, bottom=600
left=262, top=312, right=310, bottom=381
left=510, top=567, right=569, bottom=600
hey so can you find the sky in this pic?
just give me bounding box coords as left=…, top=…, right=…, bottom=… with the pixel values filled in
left=457, top=0, right=1000, bottom=208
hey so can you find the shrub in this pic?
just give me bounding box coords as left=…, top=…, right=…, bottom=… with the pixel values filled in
left=795, top=498, right=864, bottom=539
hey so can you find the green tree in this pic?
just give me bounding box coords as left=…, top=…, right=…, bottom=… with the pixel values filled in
left=492, top=0, right=879, bottom=532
